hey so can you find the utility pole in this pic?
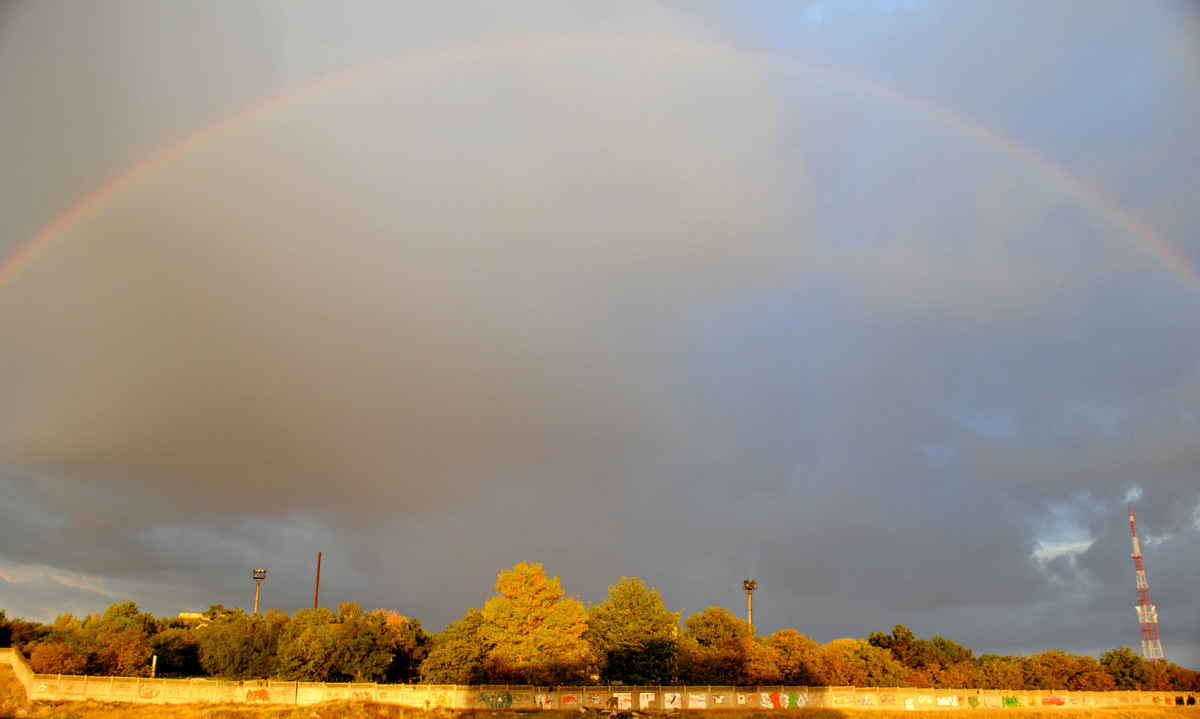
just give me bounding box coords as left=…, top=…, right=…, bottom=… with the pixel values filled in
left=314, top=552, right=322, bottom=609
left=253, top=568, right=267, bottom=614
left=743, top=579, right=757, bottom=631
left=1127, top=505, right=1164, bottom=660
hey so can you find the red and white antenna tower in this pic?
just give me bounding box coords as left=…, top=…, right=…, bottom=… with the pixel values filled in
left=1127, top=504, right=1164, bottom=661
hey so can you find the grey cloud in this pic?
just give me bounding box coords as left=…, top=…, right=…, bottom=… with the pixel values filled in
left=1, top=0, right=1198, bottom=670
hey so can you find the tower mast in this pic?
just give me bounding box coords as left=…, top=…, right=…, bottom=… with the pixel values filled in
left=1127, top=504, right=1164, bottom=661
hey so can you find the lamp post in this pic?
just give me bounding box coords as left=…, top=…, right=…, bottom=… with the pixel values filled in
left=743, top=579, right=757, bottom=631
left=253, top=568, right=267, bottom=614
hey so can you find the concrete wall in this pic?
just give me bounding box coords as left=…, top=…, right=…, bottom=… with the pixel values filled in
left=3, top=648, right=1196, bottom=710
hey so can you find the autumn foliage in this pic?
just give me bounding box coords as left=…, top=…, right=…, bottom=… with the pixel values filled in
left=2, top=568, right=1198, bottom=691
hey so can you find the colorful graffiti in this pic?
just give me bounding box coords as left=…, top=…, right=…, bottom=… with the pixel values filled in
left=478, top=691, right=512, bottom=709
left=1002, top=696, right=1021, bottom=708
left=640, top=692, right=657, bottom=710
left=1042, top=696, right=1066, bottom=706
left=246, top=688, right=270, bottom=703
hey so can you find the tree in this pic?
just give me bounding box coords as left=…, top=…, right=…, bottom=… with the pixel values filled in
left=816, top=638, right=908, bottom=687
left=1100, top=647, right=1154, bottom=690
left=477, top=562, right=589, bottom=685
left=2, top=612, right=50, bottom=651
left=373, top=609, right=430, bottom=683
left=585, top=577, right=680, bottom=685
left=276, top=607, right=343, bottom=681
left=89, top=622, right=153, bottom=676
left=334, top=602, right=398, bottom=682
left=29, top=640, right=88, bottom=674
left=742, top=638, right=786, bottom=685
left=976, top=654, right=1024, bottom=689
left=419, top=609, right=489, bottom=684
left=766, top=629, right=821, bottom=685
left=194, top=607, right=285, bottom=679
left=150, top=627, right=203, bottom=677
left=676, top=606, right=752, bottom=685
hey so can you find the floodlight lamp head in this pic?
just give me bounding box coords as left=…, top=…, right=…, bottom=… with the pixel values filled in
left=253, top=569, right=267, bottom=580
left=743, top=579, right=757, bottom=592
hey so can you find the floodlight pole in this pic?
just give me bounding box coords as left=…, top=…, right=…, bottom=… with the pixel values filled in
left=253, top=568, right=267, bottom=614
left=743, top=579, right=757, bottom=631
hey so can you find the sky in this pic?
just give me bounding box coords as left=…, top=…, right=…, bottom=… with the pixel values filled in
left=1, top=1, right=1198, bottom=669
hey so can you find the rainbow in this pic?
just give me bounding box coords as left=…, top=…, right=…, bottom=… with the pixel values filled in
left=3, top=33, right=1196, bottom=298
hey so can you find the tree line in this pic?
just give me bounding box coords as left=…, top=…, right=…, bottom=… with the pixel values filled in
left=2, top=561, right=1196, bottom=691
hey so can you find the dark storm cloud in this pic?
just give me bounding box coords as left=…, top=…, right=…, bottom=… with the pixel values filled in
left=1, top=0, right=1198, bottom=669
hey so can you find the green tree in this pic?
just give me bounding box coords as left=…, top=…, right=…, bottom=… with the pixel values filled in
left=676, top=605, right=752, bottom=685
left=150, top=627, right=203, bottom=677
left=478, top=562, right=589, bottom=685
left=373, top=609, right=430, bottom=683
left=276, top=607, right=342, bottom=681
left=334, top=602, right=397, bottom=682
left=2, top=612, right=50, bottom=651
left=194, top=607, right=285, bottom=678
left=585, top=577, right=680, bottom=685
left=1100, top=647, right=1154, bottom=690
left=419, top=608, right=489, bottom=684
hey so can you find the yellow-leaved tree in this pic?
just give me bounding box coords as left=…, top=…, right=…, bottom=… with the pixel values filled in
left=478, top=561, right=589, bottom=685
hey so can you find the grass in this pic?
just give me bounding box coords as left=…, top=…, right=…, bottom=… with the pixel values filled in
left=2, top=668, right=1195, bottom=719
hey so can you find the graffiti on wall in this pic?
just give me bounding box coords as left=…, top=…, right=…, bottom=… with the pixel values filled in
left=665, top=693, right=682, bottom=710
left=478, top=691, right=512, bottom=709
left=138, top=685, right=161, bottom=700
left=246, top=688, right=270, bottom=703
left=639, top=692, right=657, bottom=710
